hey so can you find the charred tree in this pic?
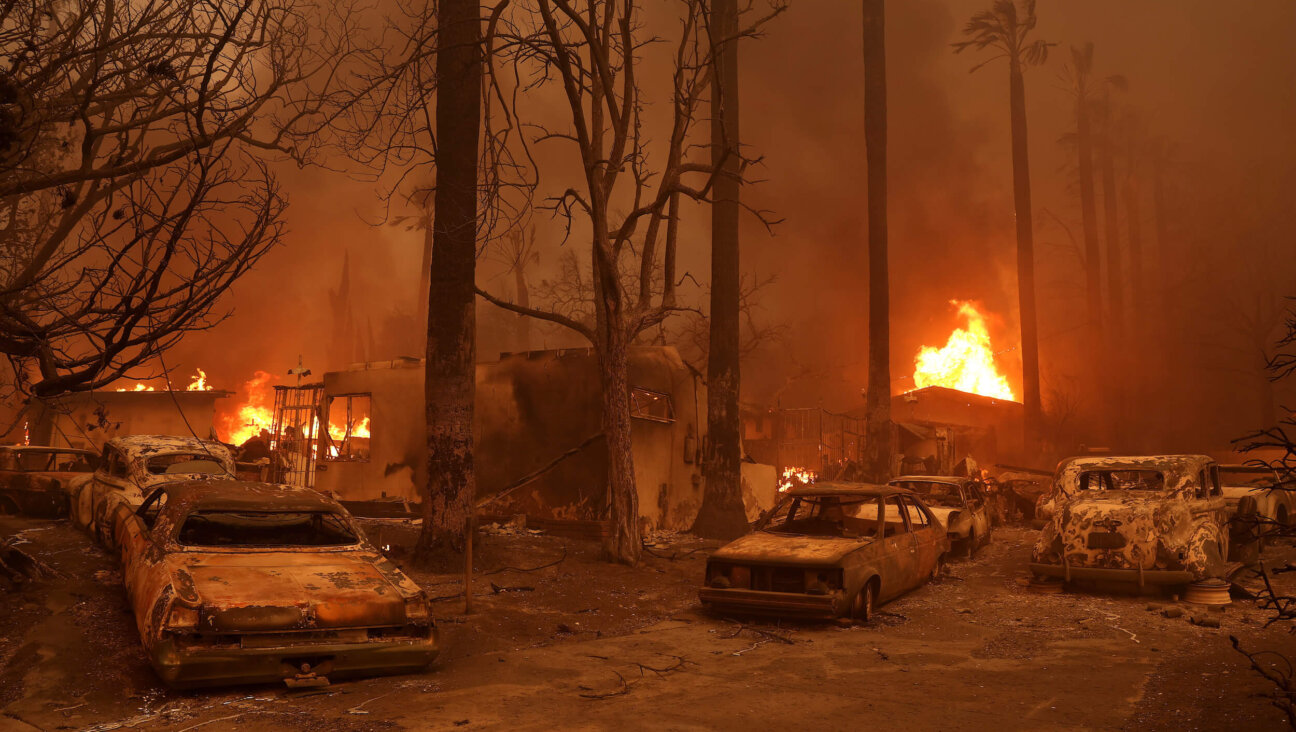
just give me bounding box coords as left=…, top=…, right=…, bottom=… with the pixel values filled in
left=417, top=0, right=483, bottom=557
left=0, top=0, right=347, bottom=398
left=954, top=0, right=1050, bottom=448
left=861, top=0, right=892, bottom=483
left=479, top=1, right=785, bottom=564
left=692, top=0, right=749, bottom=541
left=1097, top=89, right=1124, bottom=339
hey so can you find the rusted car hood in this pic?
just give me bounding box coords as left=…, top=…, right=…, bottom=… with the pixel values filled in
left=711, top=532, right=870, bottom=567
left=172, top=551, right=409, bottom=631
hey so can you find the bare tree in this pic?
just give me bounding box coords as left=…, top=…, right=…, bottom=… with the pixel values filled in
left=0, top=0, right=344, bottom=399
left=954, top=0, right=1051, bottom=449
left=860, top=0, right=891, bottom=482
left=479, top=0, right=784, bottom=563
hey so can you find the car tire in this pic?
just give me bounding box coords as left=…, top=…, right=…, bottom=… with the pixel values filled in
left=930, top=555, right=945, bottom=583
left=0, top=495, right=19, bottom=515
left=851, top=582, right=875, bottom=622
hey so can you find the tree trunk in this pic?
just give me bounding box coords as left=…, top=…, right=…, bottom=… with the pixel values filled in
left=861, top=0, right=892, bottom=482
left=600, top=322, right=641, bottom=564
left=691, top=0, right=747, bottom=540
left=1099, top=97, right=1123, bottom=338
left=1076, top=94, right=1102, bottom=334
left=1008, top=60, right=1042, bottom=448
left=416, top=0, right=481, bottom=560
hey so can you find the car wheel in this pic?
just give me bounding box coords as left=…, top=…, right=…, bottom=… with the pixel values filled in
left=851, top=582, right=875, bottom=622
left=0, top=495, right=19, bottom=515
left=930, top=554, right=945, bottom=583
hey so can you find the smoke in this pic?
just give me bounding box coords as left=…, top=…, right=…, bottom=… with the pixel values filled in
left=159, top=0, right=1296, bottom=453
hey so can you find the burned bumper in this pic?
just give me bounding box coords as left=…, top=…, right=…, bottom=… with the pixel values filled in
left=150, top=631, right=439, bottom=688
left=1028, top=562, right=1194, bottom=586
left=698, top=587, right=844, bottom=618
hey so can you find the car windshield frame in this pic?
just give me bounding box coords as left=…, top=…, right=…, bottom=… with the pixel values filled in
left=142, top=452, right=230, bottom=477
left=758, top=493, right=893, bottom=539
left=1074, top=469, right=1169, bottom=493
left=171, top=508, right=363, bottom=551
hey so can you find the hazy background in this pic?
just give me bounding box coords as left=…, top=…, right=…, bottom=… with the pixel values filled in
left=154, top=0, right=1296, bottom=453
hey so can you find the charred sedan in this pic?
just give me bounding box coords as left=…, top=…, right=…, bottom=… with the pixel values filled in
left=0, top=445, right=97, bottom=518
left=1030, top=455, right=1233, bottom=587
left=112, top=480, right=437, bottom=688
left=889, top=475, right=992, bottom=557
left=700, top=483, right=949, bottom=621
left=71, top=435, right=235, bottom=548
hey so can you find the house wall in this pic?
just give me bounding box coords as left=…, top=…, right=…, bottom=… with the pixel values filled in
left=313, top=347, right=721, bottom=531
left=28, top=392, right=228, bottom=452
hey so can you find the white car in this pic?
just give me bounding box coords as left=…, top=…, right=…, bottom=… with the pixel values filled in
left=71, top=435, right=235, bottom=550
left=1221, top=464, right=1294, bottom=550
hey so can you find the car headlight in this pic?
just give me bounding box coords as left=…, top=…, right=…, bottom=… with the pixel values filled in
left=804, top=569, right=842, bottom=595
left=405, top=593, right=430, bottom=622
left=166, top=604, right=200, bottom=630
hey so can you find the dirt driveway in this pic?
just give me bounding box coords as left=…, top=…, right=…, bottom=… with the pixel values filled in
left=2, top=518, right=1293, bottom=730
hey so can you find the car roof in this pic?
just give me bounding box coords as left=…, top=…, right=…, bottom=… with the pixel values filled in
left=784, top=481, right=909, bottom=498
left=107, top=435, right=231, bottom=461
left=1056, top=454, right=1216, bottom=473
left=890, top=475, right=970, bottom=487
left=159, top=480, right=345, bottom=514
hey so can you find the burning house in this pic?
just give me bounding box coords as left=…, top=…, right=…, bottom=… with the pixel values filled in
left=13, top=380, right=231, bottom=453
left=279, top=346, right=777, bottom=532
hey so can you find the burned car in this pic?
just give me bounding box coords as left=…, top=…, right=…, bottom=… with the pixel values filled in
left=71, top=435, right=234, bottom=549
left=0, top=446, right=98, bottom=518
left=1219, top=464, right=1293, bottom=550
left=700, top=482, right=948, bottom=621
left=112, top=480, right=438, bottom=688
left=1030, top=455, right=1233, bottom=587
left=889, top=475, right=992, bottom=557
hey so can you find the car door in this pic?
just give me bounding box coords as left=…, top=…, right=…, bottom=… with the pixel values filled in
left=91, top=446, right=133, bottom=546
left=117, top=489, right=177, bottom=638
left=903, top=495, right=940, bottom=577
left=965, top=482, right=991, bottom=542
left=877, top=496, right=917, bottom=600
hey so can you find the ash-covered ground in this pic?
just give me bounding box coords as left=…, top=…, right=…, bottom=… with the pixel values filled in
left=2, top=516, right=1292, bottom=731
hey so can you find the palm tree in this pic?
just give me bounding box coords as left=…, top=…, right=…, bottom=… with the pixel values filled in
left=861, top=0, right=892, bottom=482
left=954, top=0, right=1051, bottom=445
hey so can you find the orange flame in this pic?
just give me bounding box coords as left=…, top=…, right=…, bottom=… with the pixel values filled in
left=778, top=466, right=817, bottom=493
left=217, top=371, right=276, bottom=445
left=186, top=367, right=211, bottom=391
left=912, top=301, right=1016, bottom=401
left=116, top=383, right=156, bottom=392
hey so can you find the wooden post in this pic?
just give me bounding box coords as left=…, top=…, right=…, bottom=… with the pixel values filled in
left=464, top=515, right=474, bottom=614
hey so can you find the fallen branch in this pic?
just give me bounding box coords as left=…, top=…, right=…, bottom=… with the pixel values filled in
left=1231, top=635, right=1296, bottom=728
left=580, top=671, right=634, bottom=699
left=721, top=619, right=796, bottom=645
left=490, top=582, right=535, bottom=594
left=483, top=548, right=568, bottom=576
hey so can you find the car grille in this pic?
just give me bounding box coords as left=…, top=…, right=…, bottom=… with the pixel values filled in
left=1087, top=532, right=1127, bottom=550
left=747, top=566, right=805, bottom=594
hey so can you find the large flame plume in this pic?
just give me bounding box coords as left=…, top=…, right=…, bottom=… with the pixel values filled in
left=912, top=301, right=1016, bottom=401
left=218, top=370, right=277, bottom=445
